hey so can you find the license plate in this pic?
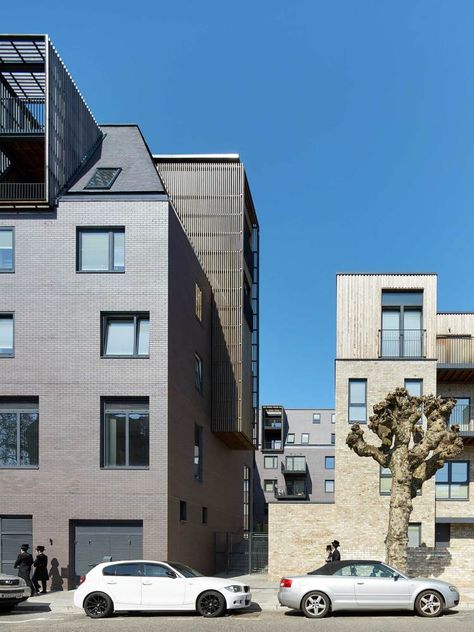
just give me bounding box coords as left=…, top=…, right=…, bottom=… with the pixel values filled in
left=0, top=592, right=23, bottom=599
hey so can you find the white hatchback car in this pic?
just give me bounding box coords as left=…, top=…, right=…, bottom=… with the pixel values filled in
left=74, top=560, right=252, bottom=618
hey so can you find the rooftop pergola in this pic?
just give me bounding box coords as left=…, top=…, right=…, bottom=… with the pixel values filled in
left=0, top=35, right=46, bottom=99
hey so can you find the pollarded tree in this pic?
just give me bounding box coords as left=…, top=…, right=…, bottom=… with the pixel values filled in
left=346, top=388, right=463, bottom=572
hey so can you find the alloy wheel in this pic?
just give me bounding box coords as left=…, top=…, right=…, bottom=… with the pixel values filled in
left=85, top=594, right=108, bottom=616
left=304, top=594, right=327, bottom=616
left=419, top=592, right=442, bottom=616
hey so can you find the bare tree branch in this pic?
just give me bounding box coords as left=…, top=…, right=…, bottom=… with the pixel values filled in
left=346, top=424, right=388, bottom=466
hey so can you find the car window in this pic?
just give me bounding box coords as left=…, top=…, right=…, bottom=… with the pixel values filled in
left=103, top=563, right=144, bottom=577
left=144, top=564, right=173, bottom=578
left=167, top=562, right=203, bottom=577
left=332, top=564, right=354, bottom=576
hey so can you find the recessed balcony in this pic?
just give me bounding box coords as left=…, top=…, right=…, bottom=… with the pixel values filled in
left=449, top=402, right=474, bottom=445
left=437, top=336, right=474, bottom=382
left=275, top=484, right=308, bottom=501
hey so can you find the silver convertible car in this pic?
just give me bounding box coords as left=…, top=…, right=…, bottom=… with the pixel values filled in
left=278, top=560, right=460, bottom=618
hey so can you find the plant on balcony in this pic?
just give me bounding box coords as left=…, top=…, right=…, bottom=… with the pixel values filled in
left=346, top=388, right=463, bottom=572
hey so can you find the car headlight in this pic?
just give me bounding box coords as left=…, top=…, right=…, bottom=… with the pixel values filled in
left=449, top=586, right=458, bottom=592
left=18, top=579, right=26, bottom=587
left=224, top=585, right=243, bottom=593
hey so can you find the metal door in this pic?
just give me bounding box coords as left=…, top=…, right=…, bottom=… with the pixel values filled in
left=0, top=517, right=32, bottom=575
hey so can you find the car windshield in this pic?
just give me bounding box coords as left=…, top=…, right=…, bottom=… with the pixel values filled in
left=168, top=562, right=203, bottom=578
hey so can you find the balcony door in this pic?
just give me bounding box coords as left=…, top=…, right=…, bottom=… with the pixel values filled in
left=381, top=291, right=423, bottom=358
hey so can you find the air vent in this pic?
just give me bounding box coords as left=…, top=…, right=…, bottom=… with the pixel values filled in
left=85, top=168, right=121, bottom=190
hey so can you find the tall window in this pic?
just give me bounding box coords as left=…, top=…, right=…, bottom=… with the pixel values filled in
left=450, top=397, right=470, bottom=430
left=243, top=465, right=250, bottom=531
left=331, top=413, right=336, bottom=424
left=381, top=291, right=423, bottom=358
left=194, top=424, right=203, bottom=481
left=312, top=413, right=321, bottom=424
left=301, top=433, right=309, bottom=444
left=103, top=400, right=149, bottom=468
left=0, top=401, right=38, bottom=467
left=349, top=379, right=367, bottom=423
left=436, top=461, right=469, bottom=499
left=0, top=228, right=14, bottom=272
left=0, top=314, right=14, bottom=357
left=194, top=354, right=203, bottom=393
left=195, top=283, right=203, bottom=321
left=102, top=313, right=149, bottom=357
left=380, top=466, right=392, bottom=495
left=180, top=500, right=187, bottom=521
left=331, top=433, right=335, bottom=445
left=77, top=228, right=125, bottom=272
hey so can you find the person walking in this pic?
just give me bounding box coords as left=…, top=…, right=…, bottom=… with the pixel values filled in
left=14, top=544, right=34, bottom=596
left=32, top=546, right=49, bottom=594
left=331, top=540, right=341, bottom=561
left=325, top=544, right=333, bottom=563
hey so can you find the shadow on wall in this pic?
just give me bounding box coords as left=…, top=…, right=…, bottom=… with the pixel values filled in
left=407, top=547, right=452, bottom=578
left=49, top=558, right=64, bottom=591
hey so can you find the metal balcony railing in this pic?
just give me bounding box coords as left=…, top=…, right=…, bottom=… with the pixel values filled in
left=449, top=403, right=474, bottom=434
left=263, top=420, right=282, bottom=430
left=262, top=441, right=283, bottom=451
left=282, top=458, right=307, bottom=475
left=0, top=182, right=45, bottom=201
left=275, top=486, right=308, bottom=500
left=379, top=329, right=426, bottom=358
left=437, top=336, right=474, bottom=367
left=0, top=97, right=46, bottom=134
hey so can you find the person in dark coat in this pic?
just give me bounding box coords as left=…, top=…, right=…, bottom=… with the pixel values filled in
left=331, top=540, right=341, bottom=561
left=14, top=544, right=34, bottom=595
left=325, top=544, right=333, bottom=563
left=32, top=546, right=48, bottom=594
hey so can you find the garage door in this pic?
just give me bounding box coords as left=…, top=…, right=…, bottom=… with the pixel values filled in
left=0, top=517, right=33, bottom=575
left=74, top=522, right=143, bottom=577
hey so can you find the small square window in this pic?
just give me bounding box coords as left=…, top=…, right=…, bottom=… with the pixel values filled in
left=77, top=228, right=125, bottom=272
left=180, top=500, right=187, bottom=521
left=195, top=354, right=203, bottom=393
left=195, top=283, right=203, bottom=321
left=102, top=313, right=149, bottom=357
left=325, top=480, right=335, bottom=493
left=202, top=507, right=208, bottom=525
left=286, top=433, right=295, bottom=444
left=331, top=433, right=335, bottom=445
left=85, top=167, right=122, bottom=190
left=312, top=413, right=321, bottom=424
left=0, top=228, right=14, bottom=272
left=264, top=456, right=278, bottom=469
left=301, top=433, right=309, bottom=444
left=264, top=479, right=276, bottom=492
left=0, top=314, right=14, bottom=357
left=325, top=456, right=335, bottom=470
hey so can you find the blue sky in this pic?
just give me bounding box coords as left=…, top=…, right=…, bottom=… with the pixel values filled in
left=5, top=1, right=474, bottom=407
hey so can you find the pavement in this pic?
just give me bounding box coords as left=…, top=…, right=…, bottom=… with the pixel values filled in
left=13, top=574, right=474, bottom=613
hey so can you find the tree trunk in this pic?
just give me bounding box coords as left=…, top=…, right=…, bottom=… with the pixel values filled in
left=385, top=447, right=413, bottom=572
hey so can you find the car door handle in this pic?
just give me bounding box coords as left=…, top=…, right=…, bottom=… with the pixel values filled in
left=356, top=582, right=364, bottom=585
left=142, top=581, right=152, bottom=585
left=106, top=581, right=117, bottom=584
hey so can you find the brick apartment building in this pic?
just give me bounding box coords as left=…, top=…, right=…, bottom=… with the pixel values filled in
left=253, top=406, right=335, bottom=530
left=269, top=273, right=474, bottom=586
left=0, top=34, right=259, bottom=585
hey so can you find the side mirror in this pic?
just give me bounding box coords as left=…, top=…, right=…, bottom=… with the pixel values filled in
left=166, top=570, right=177, bottom=579
left=393, top=573, right=400, bottom=581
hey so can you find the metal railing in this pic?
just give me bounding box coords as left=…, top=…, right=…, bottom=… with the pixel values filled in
left=262, top=441, right=282, bottom=451
left=449, top=403, right=474, bottom=433
left=275, top=486, right=308, bottom=500
left=379, top=329, right=426, bottom=358
left=0, top=182, right=45, bottom=201
left=0, top=97, right=45, bottom=134
left=437, top=336, right=474, bottom=366
left=282, top=457, right=307, bottom=474
left=263, top=420, right=282, bottom=429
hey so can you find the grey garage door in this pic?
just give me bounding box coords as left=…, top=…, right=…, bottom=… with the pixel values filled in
left=74, top=522, right=143, bottom=577
left=0, top=517, right=33, bottom=576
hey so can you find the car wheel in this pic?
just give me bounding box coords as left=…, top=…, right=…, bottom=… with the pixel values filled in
left=415, top=590, right=444, bottom=617
left=301, top=591, right=330, bottom=618
left=196, top=590, right=226, bottom=617
left=83, top=592, right=114, bottom=618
